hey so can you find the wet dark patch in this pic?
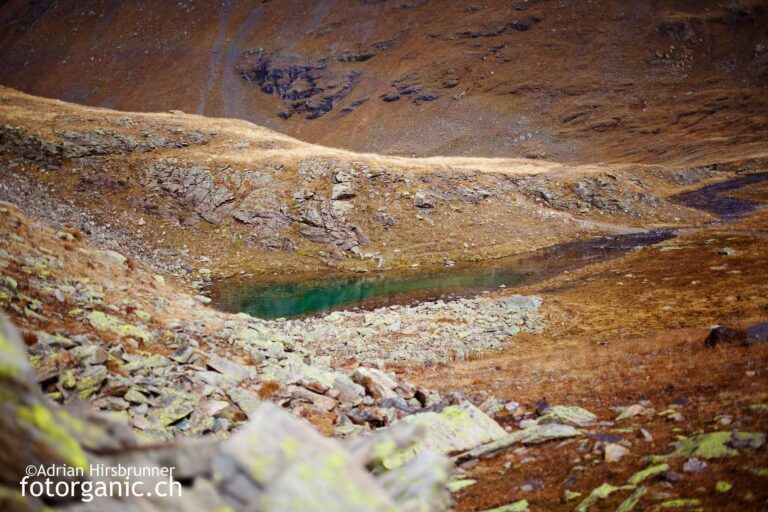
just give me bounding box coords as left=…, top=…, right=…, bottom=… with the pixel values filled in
left=670, top=172, right=768, bottom=220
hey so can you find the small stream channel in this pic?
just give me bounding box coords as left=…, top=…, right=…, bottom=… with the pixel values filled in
left=209, top=172, right=768, bottom=319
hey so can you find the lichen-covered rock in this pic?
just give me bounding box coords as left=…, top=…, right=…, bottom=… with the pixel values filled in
left=73, top=364, right=108, bottom=399
left=668, top=431, right=766, bottom=459
left=87, top=310, right=151, bottom=341
left=456, top=423, right=582, bottom=462
left=537, top=405, right=597, bottom=427
left=479, top=500, right=529, bottom=512
left=627, top=463, right=669, bottom=486
left=213, top=402, right=400, bottom=511
left=0, top=314, right=90, bottom=486
left=576, top=483, right=635, bottom=512
left=382, top=402, right=507, bottom=469
left=0, top=315, right=454, bottom=510
left=616, top=487, right=646, bottom=512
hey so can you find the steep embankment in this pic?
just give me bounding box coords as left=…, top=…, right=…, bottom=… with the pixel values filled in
left=1, top=0, right=767, bottom=163
left=0, top=86, right=728, bottom=283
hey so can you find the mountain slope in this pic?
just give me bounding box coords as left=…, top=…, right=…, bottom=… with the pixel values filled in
left=3, top=86, right=737, bottom=282
left=1, top=0, right=767, bottom=162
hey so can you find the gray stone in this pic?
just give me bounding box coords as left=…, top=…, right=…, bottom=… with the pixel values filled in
left=206, top=354, right=252, bottom=383
left=413, top=191, right=433, bottom=208
left=353, top=367, right=399, bottom=400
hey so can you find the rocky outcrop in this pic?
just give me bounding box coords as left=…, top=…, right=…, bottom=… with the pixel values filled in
left=423, top=15, right=542, bottom=43
left=233, top=194, right=295, bottom=251
left=237, top=53, right=361, bottom=119
left=512, top=172, right=662, bottom=217
left=0, top=124, right=210, bottom=166
left=0, top=124, right=64, bottom=165
left=292, top=158, right=371, bottom=256
left=381, top=74, right=440, bottom=105
left=146, top=158, right=235, bottom=224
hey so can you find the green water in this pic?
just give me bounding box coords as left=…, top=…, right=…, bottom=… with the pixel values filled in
left=208, top=232, right=672, bottom=319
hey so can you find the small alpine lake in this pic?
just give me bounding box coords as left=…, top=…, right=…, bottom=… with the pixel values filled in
left=209, top=172, right=768, bottom=319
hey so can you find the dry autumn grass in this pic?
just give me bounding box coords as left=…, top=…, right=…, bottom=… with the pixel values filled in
left=403, top=207, right=768, bottom=510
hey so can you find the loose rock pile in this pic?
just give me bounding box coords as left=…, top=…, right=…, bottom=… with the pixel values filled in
left=1, top=315, right=456, bottom=511
left=280, top=294, right=544, bottom=362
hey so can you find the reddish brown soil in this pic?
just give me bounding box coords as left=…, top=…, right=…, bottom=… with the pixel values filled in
left=401, top=208, right=768, bottom=510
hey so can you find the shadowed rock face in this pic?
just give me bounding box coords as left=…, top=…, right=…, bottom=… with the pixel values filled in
left=236, top=53, right=362, bottom=119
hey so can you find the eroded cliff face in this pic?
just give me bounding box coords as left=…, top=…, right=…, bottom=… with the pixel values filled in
left=1, top=0, right=767, bottom=163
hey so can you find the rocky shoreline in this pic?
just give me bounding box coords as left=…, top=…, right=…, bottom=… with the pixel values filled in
left=278, top=294, right=544, bottom=363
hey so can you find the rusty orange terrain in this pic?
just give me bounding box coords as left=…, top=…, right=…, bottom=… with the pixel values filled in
left=404, top=209, right=768, bottom=510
